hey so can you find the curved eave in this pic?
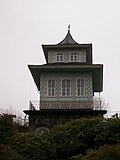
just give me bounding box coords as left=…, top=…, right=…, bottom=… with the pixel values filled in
left=28, top=64, right=103, bottom=92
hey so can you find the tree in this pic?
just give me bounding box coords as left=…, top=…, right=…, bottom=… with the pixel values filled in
left=0, top=114, right=16, bottom=144
left=71, top=144, right=120, bottom=160
left=93, top=96, right=109, bottom=110
left=1, top=113, right=120, bottom=160
left=51, top=117, right=103, bottom=159
left=0, top=114, right=51, bottom=160
left=12, top=132, right=51, bottom=160
left=51, top=117, right=120, bottom=159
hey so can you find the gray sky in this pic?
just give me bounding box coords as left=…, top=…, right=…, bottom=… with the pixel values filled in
left=0, top=0, right=120, bottom=117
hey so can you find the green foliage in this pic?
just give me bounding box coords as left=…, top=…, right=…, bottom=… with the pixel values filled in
left=51, top=117, right=120, bottom=159
left=51, top=117, right=103, bottom=159
left=78, top=144, right=120, bottom=160
left=0, top=114, right=51, bottom=160
left=0, top=144, right=27, bottom=160
left=0, top=114, right=15, bottom=144
left=95, top=118, right=120, bottom=148
left=12, top=132, right=51, bottom=160
left=1, top=113, right=120, bottom=160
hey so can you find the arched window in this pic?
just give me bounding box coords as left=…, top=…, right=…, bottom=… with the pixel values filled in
left=48, top=79, right=55, bottom=96
left=77, top=79, right=85, bottom=96
left=62, top=79, right=70, bottom=96
left=71, top=53, right=78, bottom=62
left=56, top=53, right=64, bottom=62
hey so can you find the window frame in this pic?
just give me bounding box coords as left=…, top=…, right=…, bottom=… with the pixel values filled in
left=61, top=79, right=71, bottom=97
left=70, top=53, right=78, bottom=62
left=47, top=79, right=55, bottom=97
left=56, top=53, right=64, bottom=62
left=76, top=78, right=85, bottom=97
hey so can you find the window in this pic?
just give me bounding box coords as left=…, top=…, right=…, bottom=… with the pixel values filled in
left=62, top=79, right=71, bottom=96
left=71, top=53, right=78, bottom=62
left=77, top=79, right=85, bottom=96
left=56, top=53, right=64, bottom=62
left=48, top=79, right=55, bottom=96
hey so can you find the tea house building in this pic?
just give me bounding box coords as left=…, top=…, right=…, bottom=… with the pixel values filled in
left=24, top=27, right=107, bottom=134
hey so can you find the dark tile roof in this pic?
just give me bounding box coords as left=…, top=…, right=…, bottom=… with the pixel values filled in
left=24, top=109, right=107, bottom=116
left=58, top=30, right=78, bottom=45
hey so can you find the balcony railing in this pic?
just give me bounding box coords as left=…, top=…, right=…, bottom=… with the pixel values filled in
left=29, top=100, right=102, bottom=110
left=29, top=100, right=40, bottom=110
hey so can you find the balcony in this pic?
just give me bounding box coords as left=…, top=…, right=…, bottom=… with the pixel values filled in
left=29, top=100, right=101, bottom=110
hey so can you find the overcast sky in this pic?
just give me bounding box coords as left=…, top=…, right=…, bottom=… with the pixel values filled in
left=0, top=0, right=120, bottom=117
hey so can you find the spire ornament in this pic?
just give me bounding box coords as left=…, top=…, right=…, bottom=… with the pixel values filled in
left=58, top=25, right=78, bottom=45
left=68, top=24, right=70, bottom=32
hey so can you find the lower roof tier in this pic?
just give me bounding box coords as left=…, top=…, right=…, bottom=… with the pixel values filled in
left=24, top=109, right=107, bottom=117
left=28, top=64, right=103, bottom=92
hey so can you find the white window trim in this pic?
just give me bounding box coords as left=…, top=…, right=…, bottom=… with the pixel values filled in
left=76, top=78, right=85, bottom=97
left=47, top=79, right=56, bottom=97
left=61, top=79, right=71, bottom=97
left=56, top=53, right=64, bottom=62
left=70, top=53, right=78, bottom=62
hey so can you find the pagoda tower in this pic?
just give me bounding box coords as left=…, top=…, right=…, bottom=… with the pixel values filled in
left=24, top=27, right=107, bottom=134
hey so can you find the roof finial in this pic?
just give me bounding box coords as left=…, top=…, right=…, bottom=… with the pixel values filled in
left=68, top=24, right=70, bottom=33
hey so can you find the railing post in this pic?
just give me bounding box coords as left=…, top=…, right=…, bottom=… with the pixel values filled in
left=29, top=101, right=36, bottom=110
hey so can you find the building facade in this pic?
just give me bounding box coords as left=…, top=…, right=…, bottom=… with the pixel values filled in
left=24, top=27, right=107, bottom=134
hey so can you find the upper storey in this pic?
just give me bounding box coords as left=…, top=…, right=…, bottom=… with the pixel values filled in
left=42, top=28, right=92, bottom=64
